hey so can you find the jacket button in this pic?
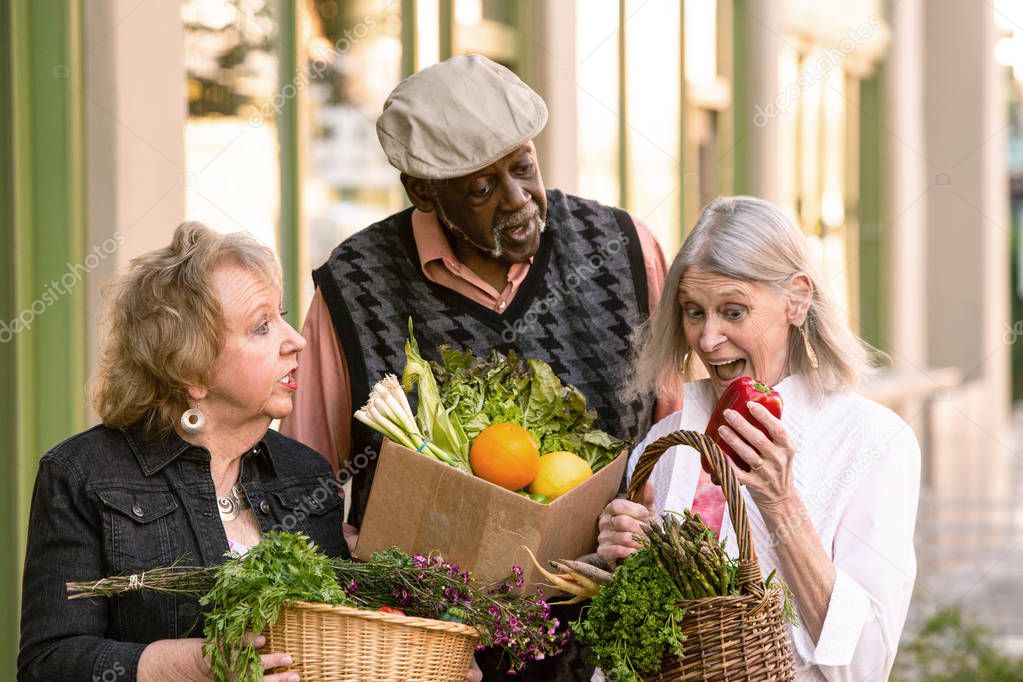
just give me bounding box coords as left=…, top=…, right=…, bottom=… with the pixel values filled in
left=259, top=500, right=270, bottom=514
left=132, top=504, right=144, bottom=517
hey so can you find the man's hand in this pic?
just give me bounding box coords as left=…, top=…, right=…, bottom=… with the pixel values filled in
left=343, top=522, right=359, bottom=555
left=463, top=656, right=483, bottom=682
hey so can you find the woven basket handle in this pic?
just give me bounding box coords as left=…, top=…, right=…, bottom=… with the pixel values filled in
left=626, top=430, right=765, bottom=597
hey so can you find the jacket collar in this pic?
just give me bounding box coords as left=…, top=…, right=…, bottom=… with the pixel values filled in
left=123, top=420, right=278, bottom=477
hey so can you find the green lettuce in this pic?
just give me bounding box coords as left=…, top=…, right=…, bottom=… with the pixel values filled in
left=406, top=322, right=628, bottom=473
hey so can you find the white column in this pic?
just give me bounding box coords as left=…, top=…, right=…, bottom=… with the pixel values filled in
left=525, top=0, right=579, bottom=195
left=923, top=0, right=1011, bottom=499
left=743, top=0, right=783, bottom=203
left=83, top=0, right=187, bottom=414
left=884, top=0, right=927, bottom=371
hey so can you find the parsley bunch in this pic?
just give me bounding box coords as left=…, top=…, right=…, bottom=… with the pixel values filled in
left=200, top=532, right=350, bottom=682
left=572, top=547, right=687, bottom=682
left=573, top=511, right=797, bottom=681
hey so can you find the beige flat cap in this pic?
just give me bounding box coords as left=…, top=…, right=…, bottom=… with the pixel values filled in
left=376, top=54, right=548, bottom=180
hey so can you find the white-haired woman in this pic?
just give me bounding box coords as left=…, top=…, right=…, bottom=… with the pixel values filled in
left=596, top=197, right=920, bottom=681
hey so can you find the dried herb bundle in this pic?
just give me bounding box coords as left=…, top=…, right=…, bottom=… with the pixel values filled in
left=67, top=532, right=565, bottom=677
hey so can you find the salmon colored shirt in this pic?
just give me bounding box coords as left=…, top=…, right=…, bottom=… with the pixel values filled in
left=280, top=208, right=681, bottom=472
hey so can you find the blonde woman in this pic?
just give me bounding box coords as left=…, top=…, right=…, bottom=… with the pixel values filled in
left=18, top=223, right=347, bottom=681
left=596, top=197, right=920, bottom=681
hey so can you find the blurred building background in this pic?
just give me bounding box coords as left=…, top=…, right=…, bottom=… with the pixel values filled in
left=3, top=0, right=1023, bottom=676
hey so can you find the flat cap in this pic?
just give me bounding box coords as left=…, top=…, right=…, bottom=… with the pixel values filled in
left=376, top=54, right=548, bottom=180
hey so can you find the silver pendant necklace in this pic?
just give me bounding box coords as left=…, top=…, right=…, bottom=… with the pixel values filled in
left=218, top=483, right=250, bottom=521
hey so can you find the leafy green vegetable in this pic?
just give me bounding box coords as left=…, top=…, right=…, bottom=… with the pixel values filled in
left=420, top=326, right=628, bottom=472
left=893, top=607, right=1023, bottom=681
left=401, top=320, right=471, bottom=470
left=573, top=544, right=687, bottom=682
left=72, top=532, right=565, bottom=675
left=575, top=512, right=798, bottom=681
left=201, top=532, right=349, bottom=682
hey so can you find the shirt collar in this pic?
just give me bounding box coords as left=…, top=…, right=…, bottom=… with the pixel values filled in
left=412, top=208, right=455, bottom=269
left=123, top=420, right=278, bottom=476
left=774, top=372, right=822, bottom=410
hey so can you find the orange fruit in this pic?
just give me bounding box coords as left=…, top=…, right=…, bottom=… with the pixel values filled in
left=470, top=423, right=540, bottom=491
left=529, top=451, right=593, bottom=500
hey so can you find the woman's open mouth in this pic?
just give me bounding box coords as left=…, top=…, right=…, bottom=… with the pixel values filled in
left=707, top=358, right=746, bottom=382
left=277, top=369, right=298, bottom=390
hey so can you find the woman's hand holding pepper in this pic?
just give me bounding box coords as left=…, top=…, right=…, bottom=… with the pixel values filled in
left=714, top=400, right=839, bottom=643
left=596, top=481, right=656, bottom=566
left=714, top=401, right=796, bottom=513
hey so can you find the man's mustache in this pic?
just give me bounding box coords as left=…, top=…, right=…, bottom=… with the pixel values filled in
left=494, top=201, right=541, bottom=231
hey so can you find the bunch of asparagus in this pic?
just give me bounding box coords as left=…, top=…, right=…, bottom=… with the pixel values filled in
left=644, top=510, right=740, bottom=600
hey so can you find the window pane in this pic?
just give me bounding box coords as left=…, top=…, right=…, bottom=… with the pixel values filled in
left=299, top=0, right=404, bottom=301
left=453, top=0, right=519, bottom=67
left=183, top=0, right=281, bottom=250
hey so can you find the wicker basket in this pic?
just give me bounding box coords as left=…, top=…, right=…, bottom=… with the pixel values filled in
left=626, top=430, right=795, bottom=681
left=261, top=601, right=479, bottom=681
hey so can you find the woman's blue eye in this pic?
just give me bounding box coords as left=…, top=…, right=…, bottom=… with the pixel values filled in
left=684, top=307, right=704, bottom=320
left=724, top=308, right=745, bottom=321
left=256, top=320, right=270, bottom=334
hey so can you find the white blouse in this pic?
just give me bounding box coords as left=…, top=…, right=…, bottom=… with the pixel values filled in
left=623, top=374, right=921, bottom=682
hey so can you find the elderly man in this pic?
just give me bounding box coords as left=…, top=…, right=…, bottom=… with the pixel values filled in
left=282, top=54, right=677, bottom=680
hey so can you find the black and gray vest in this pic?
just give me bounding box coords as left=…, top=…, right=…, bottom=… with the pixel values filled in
left=314, top=189, right=656, bottom=527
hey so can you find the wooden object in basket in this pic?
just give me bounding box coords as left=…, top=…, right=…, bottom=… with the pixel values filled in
left=261, top=601, right=479, bottom=682
left=627, top=430, right=796, bottom=681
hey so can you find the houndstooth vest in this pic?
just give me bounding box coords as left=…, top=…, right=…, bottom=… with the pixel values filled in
left=314, top=189, right=656, bottom=527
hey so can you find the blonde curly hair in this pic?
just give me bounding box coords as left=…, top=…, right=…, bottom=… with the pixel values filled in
left=92, top=222, right=281, bottom=435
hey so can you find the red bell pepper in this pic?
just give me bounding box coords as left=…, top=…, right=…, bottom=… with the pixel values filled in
left=377, top=606, right=406, bottom=616
left=705, top=377, right=783, bottom=472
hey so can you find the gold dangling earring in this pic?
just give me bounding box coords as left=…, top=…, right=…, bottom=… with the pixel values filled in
left=682, top=349, right=692, bottom=376
left=799, top=324, right=819, bottom=369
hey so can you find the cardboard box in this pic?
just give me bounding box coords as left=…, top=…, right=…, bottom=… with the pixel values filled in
left=354, top=438, right=627, bottom=593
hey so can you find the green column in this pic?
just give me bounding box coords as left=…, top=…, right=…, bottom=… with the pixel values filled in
left=858, top=67, right=886, bottom=349
left=401, top=0, right=417, bottom=77
left=439, top=0, right=453, bottom=60
left=0, top=2, right=19, bottom=667
left=2, top=0, right=87, bottom=670
left=277, top=0, right=302, bottom=325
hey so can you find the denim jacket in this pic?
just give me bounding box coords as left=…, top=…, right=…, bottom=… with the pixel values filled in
left=18, top=422, right=349, bottom=682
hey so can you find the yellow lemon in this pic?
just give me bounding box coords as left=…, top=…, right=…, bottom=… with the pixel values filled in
left=528, top=451, right=593, bottom=500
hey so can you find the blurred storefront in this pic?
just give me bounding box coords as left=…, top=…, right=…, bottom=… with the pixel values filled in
left=1, top=0, right=1016, bottom=671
